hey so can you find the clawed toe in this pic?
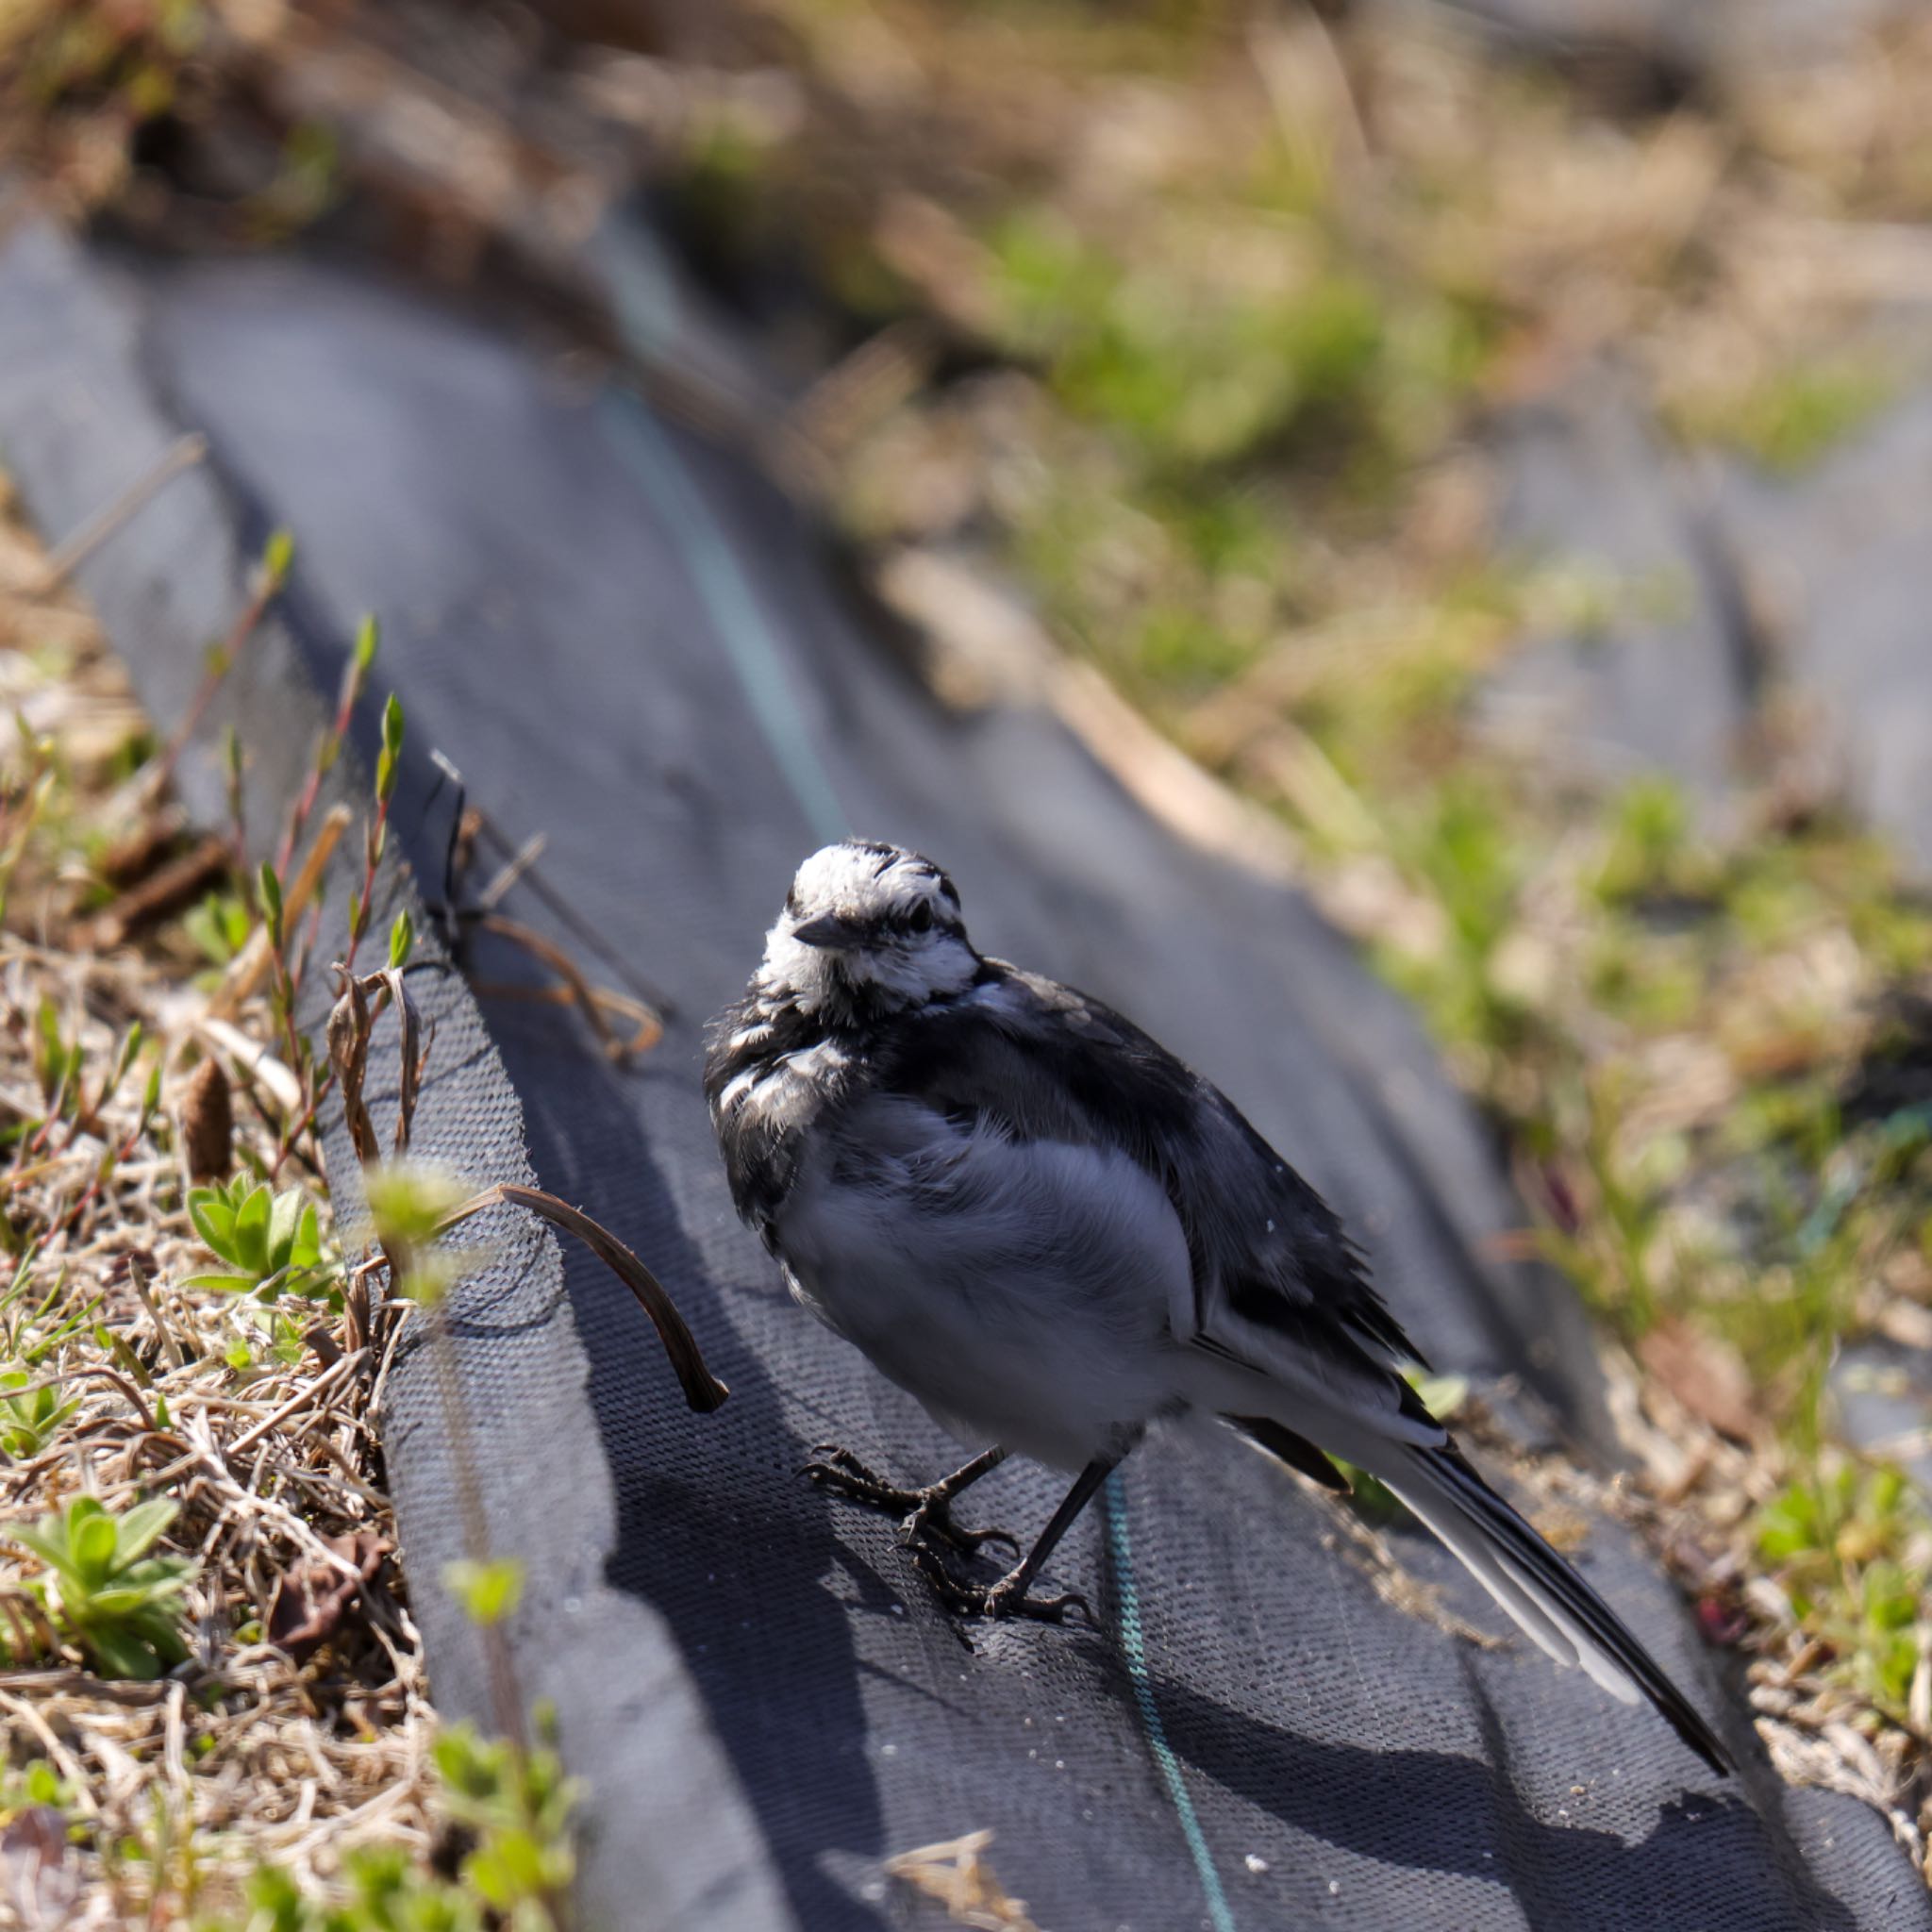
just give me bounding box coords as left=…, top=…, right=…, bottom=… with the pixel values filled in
left=801, top=1445, right=914, bottom=1510
left=802, top=1443, right=1077, bottom=1621
left=938, top=1517, right=1022, bottom=1558
left=907, top=1542, right=1092, bottom=1628
left=801, top=1445, right=1019, bottom=1555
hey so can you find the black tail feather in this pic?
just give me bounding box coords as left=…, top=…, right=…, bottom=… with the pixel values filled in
left=1230, top=1415, right=1352, bottom=1494
left=1414, top=1441, right=1734, bottom=1777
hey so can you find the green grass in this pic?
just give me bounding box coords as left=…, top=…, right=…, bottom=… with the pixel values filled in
left=1671, top=356, right=1897, bottom=475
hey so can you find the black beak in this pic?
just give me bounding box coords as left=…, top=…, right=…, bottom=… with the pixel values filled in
left=791, top=912, right=858, bottom=949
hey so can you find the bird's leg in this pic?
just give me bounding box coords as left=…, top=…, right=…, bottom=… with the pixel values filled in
left=909, top=1455, right=1119, bottom=1625
left=803, top=1442, right=1020, bottom=1555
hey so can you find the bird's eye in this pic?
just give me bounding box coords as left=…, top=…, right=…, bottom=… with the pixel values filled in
left=908, top=902, right=934, bottom=935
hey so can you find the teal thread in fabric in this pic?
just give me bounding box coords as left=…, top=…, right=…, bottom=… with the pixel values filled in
left=597, top=391, right=848, bottom=845
left=595, top=224, right=688, bottom=370
left=1105, top=1474, right=1238, bottom=1932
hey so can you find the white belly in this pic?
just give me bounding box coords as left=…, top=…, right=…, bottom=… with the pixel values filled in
left=775, top=1103, right=1191, bottom=1470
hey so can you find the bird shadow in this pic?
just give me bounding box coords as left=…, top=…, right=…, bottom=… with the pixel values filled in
left=483, top=998, right=891, bottom=1932
left=1145, top=1668, right=1857, bottom=1931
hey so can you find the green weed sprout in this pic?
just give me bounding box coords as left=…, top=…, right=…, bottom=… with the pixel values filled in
left=3, top=1494, right=196, bottom=1680
left=434, top=1718, right=579, bottom=1930
left=187, top=1176, right=330, bottom=1299
left=0, top=1371, right=79, bottom=1458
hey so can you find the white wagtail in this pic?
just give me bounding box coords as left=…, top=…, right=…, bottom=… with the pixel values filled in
left=706, top=839, right=1731, bottom=1774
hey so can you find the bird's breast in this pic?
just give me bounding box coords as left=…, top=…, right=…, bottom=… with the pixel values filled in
left=771, top=1103, right=1191, bottom=1463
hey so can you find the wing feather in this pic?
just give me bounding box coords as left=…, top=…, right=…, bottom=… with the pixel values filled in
left=881, top=963, right=1427, bottom=1379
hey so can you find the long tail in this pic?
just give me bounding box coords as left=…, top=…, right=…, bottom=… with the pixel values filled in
left=1368, top=1439, right=1733, bottom=1775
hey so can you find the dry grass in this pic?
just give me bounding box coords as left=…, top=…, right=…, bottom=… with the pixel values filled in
left=0, top=477, right=433, bottom=1927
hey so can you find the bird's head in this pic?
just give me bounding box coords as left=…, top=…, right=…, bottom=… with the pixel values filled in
left=758, top=840, right=979, bottom=1016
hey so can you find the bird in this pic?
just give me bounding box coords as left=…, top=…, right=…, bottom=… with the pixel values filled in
left=705, top=837, right=1732, bottom=1775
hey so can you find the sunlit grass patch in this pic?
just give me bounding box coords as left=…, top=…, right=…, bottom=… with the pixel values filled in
left=1757, top=1458, right=1932, bottom=1719
left=1667, top=354, right=1898, bottom=475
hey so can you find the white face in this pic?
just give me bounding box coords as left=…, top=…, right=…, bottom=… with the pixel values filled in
left=758, top=841, right=979, bottom=1013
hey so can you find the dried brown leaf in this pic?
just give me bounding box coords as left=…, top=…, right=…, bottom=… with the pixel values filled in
left=266, top=1530, right=390, bottom=1661
left=884, top=1830, right=1040, bottom=1932
left=1637, top=1318, right=1763, bottom=1446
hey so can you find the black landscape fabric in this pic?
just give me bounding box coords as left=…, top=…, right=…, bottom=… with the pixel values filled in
left=0, top=213, right=1924, bottom=1932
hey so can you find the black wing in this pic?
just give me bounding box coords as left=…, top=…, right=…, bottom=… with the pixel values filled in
left=883, top=962, right=1425, bottom=1374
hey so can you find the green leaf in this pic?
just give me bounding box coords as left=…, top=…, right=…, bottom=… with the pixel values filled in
left=71, top=1508, right=118, bottom=1583
left=261, top=526, right=295, bottom=588
left=258, top=861, right=284, bottom=945
left=112, top=1499, right=177, bottom=1566
left=388, top=907, right=414, bottom=971
left=2, top=1518, right=75, bottom=1579
left=179, top=1273, right=264, bottom=1296
left=268, top=1188, right=304, bottom=1273
left=33, top=996, right=68, bottom=1102
left=291, top=1201, right=321, bottom=1270
left=112, top=1024, right=143, bottom=1088
left=354, top=613, right=380, bottom=676
left=188, top=1187, right=237, bottom=1258
left=232, top=1183, right=273, bottom=1276
left=84, top=1624, right=161, bottom=1681
left=443, top=1557, right=524, bottom=1628
left=376, top=694, right=405, bottom=803
left=433, top=1724, right=505, bottom=1804
left=86, top=1577, right=185, bottom=1620
left=467, top=1827, right=547, bottom=1907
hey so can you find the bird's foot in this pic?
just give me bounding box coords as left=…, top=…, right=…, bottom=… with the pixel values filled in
left=908, top=1541, right=1092, bottom=1627
left=802, top=1444, right=1021, bottom=1557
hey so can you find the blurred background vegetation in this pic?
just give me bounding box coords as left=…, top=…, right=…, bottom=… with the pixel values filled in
left=7, top=0, right=1932, bottom=1902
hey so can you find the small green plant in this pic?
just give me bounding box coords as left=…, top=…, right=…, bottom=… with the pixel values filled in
left=240, top=1851, right=482, bottom=1932
left=213, top=1711, right=575, bottom=1932
left=30, top=995, right=80, bottom=1112
left=1594, top=775, right=1694, bottom=908
left=1675, top=356, right=1893, bottom=475
left=1757, top=1460, right=1932, bottom=1711
left=443, top=1557, right=523, bottom=1629
left=344, top=692, right=406, bottom=962
left=0, top=1757, right=74, bottom=1815
left=0, top=1369, right=79, bottom=1458
left=3, top=1494, right=196, bottom=1680
left=0, top=1250, right=102, bottom=1370
left=361, top=1160, right=473, bottom=1307
left=187, top=1175, right=329, bottom=1298
left=185, top=888, right=253, bottom=969
left=0, top=724, right=58, bottom=926
left=224, top=1299, right=325, bottom=1380
left=434, top=1718, right=578, bottom=1929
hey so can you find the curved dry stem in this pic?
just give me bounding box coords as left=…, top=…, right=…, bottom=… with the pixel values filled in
left=432, top=1182, right=728, bottom=1413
